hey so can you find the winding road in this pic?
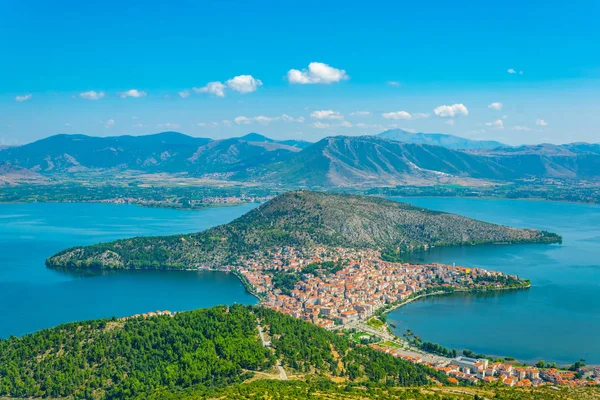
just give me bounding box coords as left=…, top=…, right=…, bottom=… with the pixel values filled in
left=257, top=319, right=288, bottom=380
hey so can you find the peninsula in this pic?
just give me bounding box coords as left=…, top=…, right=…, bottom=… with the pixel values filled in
left=47, top=191, right=560, bottom=329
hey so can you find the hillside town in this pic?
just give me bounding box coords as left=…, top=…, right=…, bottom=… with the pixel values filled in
left=371, top=346, right=600, bottom=388
left=234, top=246, right=524, bottom=328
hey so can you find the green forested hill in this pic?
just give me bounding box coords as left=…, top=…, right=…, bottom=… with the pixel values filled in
left=46, top=191, right=560, bottom=271
left=0, top=305, right=441, bottom=399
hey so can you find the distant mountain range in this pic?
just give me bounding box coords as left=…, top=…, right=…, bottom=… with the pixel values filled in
left=377, top=129, right=505, bottom=150
left=1, top=131, right=599, bottom=186
left=0, top=132, right=303, bottom=175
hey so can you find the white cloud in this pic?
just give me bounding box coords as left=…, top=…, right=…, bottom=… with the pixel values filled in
left=382, top=111, right=412, bottom=120
left=382, top=111, right=430, bottom=120
left=178, top=90, right=191, bottom=98
left=15, top=94, right=32, bottom=102
left=158, top=122, right=180, bottom=129
left=433, top=104, right=469, bottom=117
left=512, top=125, right=531, bottom=131
left=536, top=119, right=548, bottom=127
left=507, top=68, right=523, bottom=75
left=485, top=119, right=504, bottom=129
left=190, top=75, right=262, bottom=98
left=222, top=120, right=233, bottom=127
left=488, top=102, right=503, bottom=111
left=445, top=119, right=455, bottom=126
left=340, top=121, right=353, bottom=128
left=311, top=121, right=331, bottom=129
left=235, top=114, right=304, bottom=125
left=65, top=122, right=71, bottom=126
left=118, top=89, right=147, bottom=98
left=350, top=111, right=371, bottom=117
left=287, top=62, right=349, bottom=84
left=196, top=122, right=207, bottom=127
left=387, top=81, right=401, bottom=87
left=234, top=116, right=252, bottom=125
left=226, top=75, right=262, bottom=94
left=310, top=110, right=344, bottom=120
left=79, top=90, right=104, bottom=100
left=103, top=119, right=115, bottom=128
left=280, top=114, right=304, bottom=123
left=193, top=81, right=226, bottom=97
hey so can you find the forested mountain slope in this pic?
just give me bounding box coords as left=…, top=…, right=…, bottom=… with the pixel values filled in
left=46, top=191, right=560, bottom=271
left=0, top=305, right=440, bottom=399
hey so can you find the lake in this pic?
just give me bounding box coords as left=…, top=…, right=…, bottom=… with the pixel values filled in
left=388, top=197, right=600, bottom=365
left=0, top=202, right=259, bottom=338
left=2, top=198, right=599, bottom=365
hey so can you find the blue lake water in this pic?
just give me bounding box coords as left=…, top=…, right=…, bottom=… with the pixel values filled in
left=2, top=198, right=599, bottom=365
left=388, top=197, right=600, bottom=365
left=0, top=202, right=258, bottom=338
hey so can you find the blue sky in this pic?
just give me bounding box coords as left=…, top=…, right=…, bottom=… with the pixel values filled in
left=1, top=0, right=599, bottom=145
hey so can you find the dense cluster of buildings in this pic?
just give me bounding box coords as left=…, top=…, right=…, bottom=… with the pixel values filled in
left=98, top=194, right=271, bottom=208
left=235, top=246, right=522, bottom=329
left=370, top=346, right=599, bottom=387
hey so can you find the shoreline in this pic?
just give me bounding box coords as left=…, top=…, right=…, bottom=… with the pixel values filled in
left=374, top=283, right=532, bottom=320
left=362, top=284, right=599, bottom=368
left=3, top=191, right=600, bottom=210
left=382, top=193, right=600, bottom=207
left=0, top=198, right=259, bottom=211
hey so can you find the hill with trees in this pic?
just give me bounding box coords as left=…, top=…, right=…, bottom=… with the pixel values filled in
left=46, top=191, right=561, bottom=271
left=0, top=305, right=442, bottom=399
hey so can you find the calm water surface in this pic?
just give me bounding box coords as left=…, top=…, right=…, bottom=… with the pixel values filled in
left=388, top=197, right=600, bottom=365
left=0, top=202, right=258, bottom=338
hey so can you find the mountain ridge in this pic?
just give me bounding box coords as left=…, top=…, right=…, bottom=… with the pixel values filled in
left=2, top=131, right=600, bottom=186
left=377, top=129, right=506, bottom=150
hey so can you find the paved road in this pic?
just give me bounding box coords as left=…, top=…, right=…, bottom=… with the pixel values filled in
left=257, top=321, right=269, bottom=347
left=276, top=364, right=288, bottom=380
left=343, top=320, right=451, bottom=366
